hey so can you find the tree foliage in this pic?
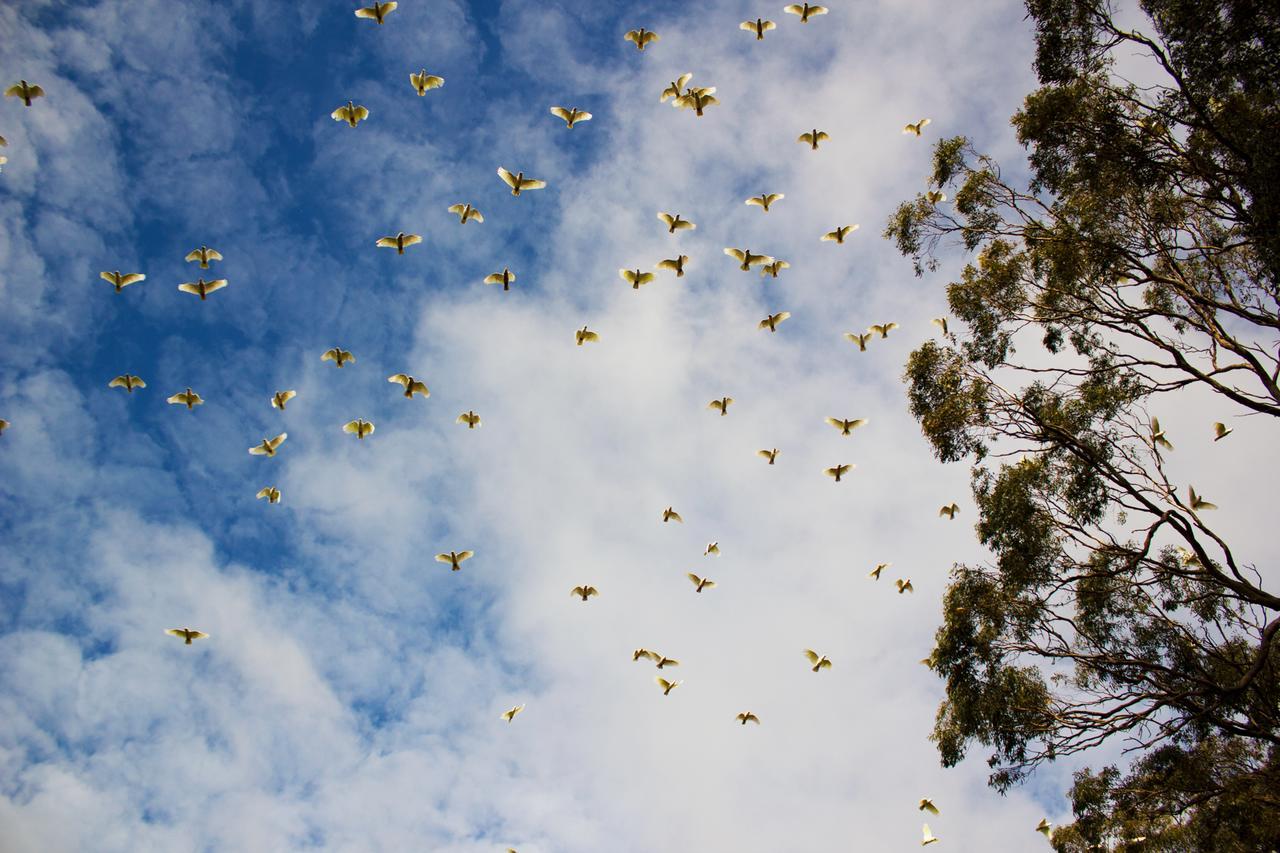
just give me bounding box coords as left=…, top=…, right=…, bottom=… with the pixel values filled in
left=886, top=0, right=1279, bottom=848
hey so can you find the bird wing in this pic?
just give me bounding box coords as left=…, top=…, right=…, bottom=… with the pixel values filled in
left=774, top=312, right=791, bottom=324
left=804, top=649, right=821, bottom=664
left=550, top=106, right=571, bottom=123
left=401, top=234, right=422, bottom=247
left=203, top=279, right=228, bottom=294
left=177, top=283, right=202, bottom=296
left=119, top=273, right=145, bottom=287
left=497, top=167, right=518, bottom=188
left=343, top=421, right=360, bottom=434
left=824, top=417, right=843, bottom=430
left=746, top=196, right=765, bottom=207
left=434, top=554, right=453, bottom=563
left=455, top=551, right=474, bottom=561
left=657, top=212, right=675, bottom=227
left=447, top=204, right=465, bottom=216
left=268, top=433, right=287, bottom=449
left=724, top=248, right=746, bottom=262
left=408, top=381, right=429, bottom=396
left=388, top=374, right=410, bottom=387
left=807, top=5, right=829, bottom=14
left=108, top=376, right=128, bottom=389
left=580, top=331, right=599, bottom=342
left=757, top=449, right=776, bottom=459
left=3, top=84, right=23, bottom=98
left=687, top=573, right=702, bottom=586
left=637, top=272, right=655, bottom=285
left=375, top=237, right=399, bottom=248
left=785, top=4, right=805, bottom=14
left=354, top=6, right=378, bottom=18
left=519, top=177, right=547, bottom=191
left=331, top=105, right=352, bottom=121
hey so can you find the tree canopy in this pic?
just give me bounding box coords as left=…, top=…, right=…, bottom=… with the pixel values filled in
left=886, top=0, right=1279, bottom=849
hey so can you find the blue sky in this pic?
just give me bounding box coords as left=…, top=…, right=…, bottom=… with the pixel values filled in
left=11, top=0, right=1264, bottom=850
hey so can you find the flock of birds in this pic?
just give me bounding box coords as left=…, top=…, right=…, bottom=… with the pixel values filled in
left=1, top=2, right=1238, bottom=849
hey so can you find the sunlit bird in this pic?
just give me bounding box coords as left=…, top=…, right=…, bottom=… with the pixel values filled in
left=167, top=388, right=203, bottom=410
left=331, top=101, right=370, bottom=127
left=108, top=374, right=146, bottom=393
left=497, top=167, right=547, bottom=196
left=256, top=486, right=282, bottom=504
left=921, top=824, right=940, bottom=846
left=737, top=711, right=762, bottom=724
left=1036, top=819, right=1052, bottom=837
left=448, top=203, right=483, bottom=224
left=436, top=550, right=474, bottom=571
left=725, top=247, right=773, bottom=271
left=660, top=72, right=693, bottom=103
left=550, top=106, right=592, bottom=128
left=673, top=87, right=718, bottom=116
left=658, top=255, right=689, bottom=277
left=758, top=448, right=780, bottom=464
left=845, top=331, right=873, bottom=351
left=570, top=585, right=600, bottom=602
left=625, top=28, right=660, bottom=50
left=896, top=578, right=914, bottom=594
left=633, top=648, right=658, bottom=662
left=804, top=649, right=832, bottom=672
left=501, top=704, right=524, bottom=722
left=322, top=347, right=355, bottom=368
left=249, top=433, right=288, bottom=456
left=410, top=69, right=444, bottom=94
left=785, top=3, right=828, bottom=22
left=185, top=245, right=223, bottom=269
left=1188, top=486, right=1217, bottom=511
left=388, top=374, right=429, bottom=398
left=178, top=278, right=228, bottom=300
left=939, top=503, right=959, bottom=519
left=1151, top=417, right=1173, bottom=451
left=759, top=311, right=791, bottom=332
left=903, top=117, right=932, bottom=136
left=932, top=317, right=949, bottom=335
left=376, top=232, right=422, bottom=254
left=746, top=192, right=784, bottom=212
left=575, top=326, right=600, bottom=346
left=484, top=267, right=517, bottom=291
left=760, top=259, right=790, bottom=278
left=658, top=212, right=696, bottom=233
left=822, top=224, right=859, bottom=243
left=826, top=417, right=867, bottom=435
left=709, top=397, right=733, bottom=416
left=354, top=1, right=397, bottom=23
left=271, top=390, right=296, bottom=410
left=457, top=410, right=481, bottom=429
left=655, top=676, right=682, bottom=695
left=704, top=542, right=720, bottom=556
left=343, top=419, right=375, bottom=439
left=100, top=271, right=145, bottom=292
left=620, top=268, right=656, bottom=289
left=919, top=798, right=939, bottom=815
left=869, top=563, right=890, bottom=580
left=798, top=128, right=829, bottom=149
left=825, top=463, right=853, bottom=482
left=5, top=81, right=45, bottom=107
left=662, top=506, right=683, bottom=523
left=653, top=654, right=679, bottom=669
left=870, top=322, right=899, bottom=338
left=926, top=190, right=947, bottom=204
left=166, top=627, right=209, bottom=645
left=687, top=572, right=717, bottom=593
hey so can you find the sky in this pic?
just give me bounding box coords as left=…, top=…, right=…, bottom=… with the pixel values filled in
left=2, top=1, right=1275, bottom=851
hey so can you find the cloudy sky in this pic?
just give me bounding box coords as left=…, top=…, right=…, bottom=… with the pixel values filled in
left=8, top=1, right=1271, bottom=851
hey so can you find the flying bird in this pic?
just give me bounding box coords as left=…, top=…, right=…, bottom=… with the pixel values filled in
left=332, top=101, right=370, bottom=127
left=660, top=72, right=693, bottom=103
left=633, top=648, right=658, bottom=662
left=1036, top=819, right=1052, bottom=837
left=343, top=419, right=375, bottom=439
left=725, top=247, right=773, bottom=271
left=108, top=374, right=146, bottom=393
left=926, top=190, right=947, bottom=204
left=870, top=322, right=899, bottom=338
left=708, top=397, right=733, bottom=416
left=436, top=550, right=474, bottom=571
left=447, top=203, right=483, bottom=224
left=165, top=627, right=209, bottom=645
left=410, top=69, right=444, bottom=94
left=1188, top=486, right=1217, bottom=511
left=903, top=118, right=932, bottom=136
left=655, top=676, right=681, bottom=695
left=167, top=388, right=203, bottom=410
left=784, top=3, right=828, bottom=22
left=921, top=824, right=940, bottom=846
left=322, top=347, right=355, bottom=367
left=497, top=167, right=547, bottom=196
left=736, top=711, right=762, bottom=724
left=620, top=268, right=656, bottom=289
left=704, top=542, right=720, bottom=556
left=798, top=128, right=829, bottom=149
left=625, top=28, right=660, bottom=50
left=896, top=578, right=914, bottom=594
left=657, top=255, right=689, bottom=277
left=501, top=704, right=525, bottom=722
left=256, top=486, right=282, bottom=504
left=484, top=267, right=516, bottom=291
left=0, top=420, right=8, bottom=436
left=4, top=80, right=45, bottom=106
left=185, top=246, right=223, bottom=269
left=687, top=572, right=717, bottom=593
left=100, top=271, right=146, bottom=292
left=758, top=448, right=780, bottom=465
left=932, top=317, right=949, bottom=335
left=1213, top=422, right=1232, bottom=441
left=653, top=655, right=679, bottom=669
left=825, top=463, right=853, bottom=482
left=845, top=332, right=873, bottom=351
left=662, top=506, right=683, bottom=523
left=354, top=1, right=397, bottom=23
left=570, top=585, right=600, bottom=601
left=177, top=278, right=228, bottom=300
left=919, top=799, right=939, bottom=815
left=826, top=417, right=867, bottom=435
left=271, top=390, right=296, bottom=410
left=550, top=106, right=592, bottom=128
left=804, top=649, right=832, bottom=672
left=759, top=311, right=792, bottom=332
left=249, top=433, right=288, bottom=456
left=673, top=87, right=718, bottom=116
left=457, top=410, right=481, bottom=429
left=760, top=259, right=790, bottom=278
left=575, top=326, right=599, bottom=346
left=822, top=224, right=859, bottom=243
left=658, top=212, right=696, bottom=233
left=741, top=17, right=776, bottom=39
left=1151, top=417, right=1174, bottom=451
left=939, top=503, right=959, bottom=519
left=868, top=563, right=890, bottom=580
left=746, top=193, right=785, bottom=212
left=376, top=232, right=423, bottom=254
left=388, top=374, right=429, bottom=398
